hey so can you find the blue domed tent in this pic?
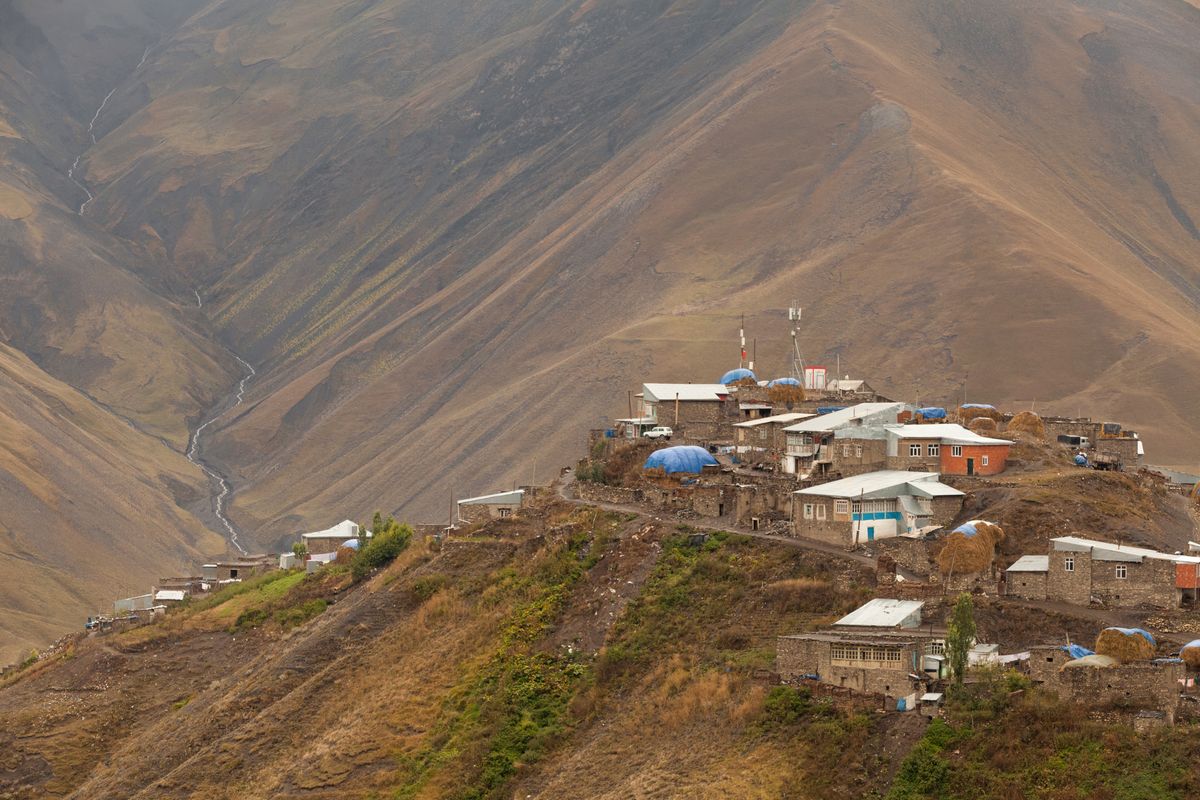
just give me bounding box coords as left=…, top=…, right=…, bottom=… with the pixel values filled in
left=644, top=446, right=720, bottom=475
left=768, top=377, right=801, bottom=387
left=719, top=368, right=757, bottom=385
left=342, top=538, right=362, bottom=550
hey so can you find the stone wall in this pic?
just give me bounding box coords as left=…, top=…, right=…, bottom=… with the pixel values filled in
left=873, top=538, right=935, bottom=577
left=1006, top=570, right=1048, bottom=600
left=573, top=482, right=641, bottom=505
left=1089, top=557, right=1177, bottom=608
left=776, top=635, right=926, bottom=699
left=1046, top=549, right=1092, bottom=605
left=830, top=438, right=889, bottom=476
left=930, top=496, right=963, bottom=528
left=1038, top=661, right=1185, bottom=723
left=885, top=437, right=942, bottom=473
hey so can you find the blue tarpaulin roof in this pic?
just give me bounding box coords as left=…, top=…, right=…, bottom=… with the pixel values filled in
left=916, top=407, right=947, bottom=419
left=720, top=368, right=757, bottom=384
left=768, top=377, right=801, bottom=387
left=644, top=446, right=719, bottom=475
left=1062, top=644, right=1094, bottom=659
left=817, top=406, right=847, bottom=415
left=1105, top=627, right=1156, bottom=646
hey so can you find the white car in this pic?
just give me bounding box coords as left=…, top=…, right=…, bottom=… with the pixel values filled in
left=644, top=426, right=673, bottom=440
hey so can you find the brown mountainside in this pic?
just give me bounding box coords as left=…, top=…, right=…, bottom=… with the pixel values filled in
left=1, top=0, right=1199, bottom=649
left=77, top=0, right=1200, bottom=541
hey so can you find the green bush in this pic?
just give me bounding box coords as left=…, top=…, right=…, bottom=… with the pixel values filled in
left=274, top=598, right=328, bottom=629
left=411, top=574, right=450, bottom=602
left=232, top=607, right=269, bottom=632
left=351, top=518, right=413, bottom=581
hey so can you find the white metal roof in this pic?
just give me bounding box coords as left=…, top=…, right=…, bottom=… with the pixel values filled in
left=1007, top=555, right=1049, bottom=573
left=920, top=692, right=944, bottom=702
left=783, top=403, right=905, bottom=433
left=300, top=519, right=361, bottom=540
left=795, top=471, right=963, bottom=499
left=884, top=424, right=1011, bottom=446
left=154, top=590, right=186, bottom=602
left=834, top=598, right=924, bottom=628
left=1051, top=536, right=1200, bottom=564
left=827, top=379, right=868, bottom=391
left=733, top=412, right=814, bottom=428
left=459, top=489, right=525, bottom=506
left=642, top=383, right=729, bottom=403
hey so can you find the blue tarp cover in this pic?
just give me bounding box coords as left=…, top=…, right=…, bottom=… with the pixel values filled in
left=1105, top=627, right=1156, bottom=646
left=952, top=521, right=992, bottom=537
left=1062, top=644, right=1095, bottom=659
left=916, top=407, right=947, bottom=419
left=1181, top=640, right=1200, bottom=653
left=1074, top=454, right=1089, bottom=466
left=960, top=403, right=997, bottom=410
left=644, top=445, right=719, bottom=475
left=720, top=368, right=757, bottom=384
left=342, top=539, right=361, bottom=550
left=817, top=406, right=847, bottom=414
left=768, top=377, right=801, bottom=387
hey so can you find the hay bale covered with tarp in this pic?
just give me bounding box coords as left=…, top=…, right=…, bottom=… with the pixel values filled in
left=1094, top=627, right=1156, bottom=662
left=936, top=520, right=1005, bottom=576
left=1181, top=640, right=1200, bottom=669
left=1008, top=410, right=1046, bottom=439
left=958, top=404, right=1002, bottom=423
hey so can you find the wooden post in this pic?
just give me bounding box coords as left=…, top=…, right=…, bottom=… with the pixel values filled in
left=675, top=393, right=680, bottom=428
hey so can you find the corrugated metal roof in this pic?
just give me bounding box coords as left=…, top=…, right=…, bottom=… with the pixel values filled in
left=300, top=519, right=360, bottom=540
left=1051, top=535, right=1200, bottom=564
left=884, top=424, right=1011, bottom=446
left=782, top=403, right=906, bottom=433
left=835, top=598, right=924, bottom=628
left=459, top=489, right=525, bottom=506
left=733, top=412, right=814, bottom=428
left=1007, top=555, right=1049, bottom=573
left=795, top=471, right=962, bottom=499
left=154, top=590, right=186, bottom=602
left=642, top=383, right=729, bottom=403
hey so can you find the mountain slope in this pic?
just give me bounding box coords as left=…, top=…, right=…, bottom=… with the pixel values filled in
left=78, top=0, right=1198, bottom=537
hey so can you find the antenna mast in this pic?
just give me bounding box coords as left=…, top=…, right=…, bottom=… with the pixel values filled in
left=789, top=303, right=804, bottom=381
left=739, top=314, right=747, bottom=369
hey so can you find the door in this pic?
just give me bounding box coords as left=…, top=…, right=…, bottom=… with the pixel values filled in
left=966, top=458, right=975, bottom=476
left=867, top=526, right=875, bottom=541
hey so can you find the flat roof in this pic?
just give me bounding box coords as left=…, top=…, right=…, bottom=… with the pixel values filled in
left=883, top=424, right=1011, bottom=446
left=1051, top=536, right=1200, bottom=565
left=459, top=489, right=525, bottom=505
left=1007, top=555, right=1049, bottom=573
left=154, top=590, right=186, bottom=601
left=782, top=403, right=906, bottom=433
left=733, top=412, right=815, bottom=428
left=795, top=471, right=962, bottom=499
left=835, top=598, right=924, bottom=628
left=642, top=383, right=730, bottom=403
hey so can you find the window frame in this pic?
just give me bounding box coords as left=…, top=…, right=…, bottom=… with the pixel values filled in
left=1115, top=564, right=1128, bottom=580
left=928, top=443, right=940, bottom=457
left=816, top=503, right=827, bottom=521
left=909, top=443, right=922, bottom=457
left=1064, top=556, right=1074, bottom=572
left=803, top=503, right=815, bottom=520
left=951, top=445, right=963, bottom=458
left=834, top=499, right=850, bottom=515
left=982, top=455, right=990, bottom=466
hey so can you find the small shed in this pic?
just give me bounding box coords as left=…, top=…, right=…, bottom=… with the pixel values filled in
left=458, top=489, right=525, bottom=524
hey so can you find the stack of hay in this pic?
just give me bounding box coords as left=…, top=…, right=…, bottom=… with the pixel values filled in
left=968, top=417, right=998, bottom=433
left=1094, top=627, right=1156, bottom=662
left=1008, top=410, right=1046, bottom=439
left=936, top=520, right=1005, bottom=576
left=958, top=404, right=1003, bottom=424
left=1181, top=640, right=1200, bottom=668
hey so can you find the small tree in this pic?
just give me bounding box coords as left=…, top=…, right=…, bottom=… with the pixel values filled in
left=291, top=541, right=308, bottom=560
left=945, top=593, right=977, bottom=685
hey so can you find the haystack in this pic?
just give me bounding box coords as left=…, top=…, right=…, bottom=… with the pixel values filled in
left=1094, top=627, right=1155, bottom=662
left=968, top=417, right=998, bottom=433
left=936, top=520, right=1005, bottom=576
left=958, top=405, right=1002, bottom=423
left=1181, top=640, right=1200, bottom=669
left=1008, top=410, right=1046, bottom=439
left=335, top=545, right=357, bottom=565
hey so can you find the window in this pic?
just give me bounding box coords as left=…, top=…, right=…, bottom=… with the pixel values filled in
left=928, top=444, right=940, bottom=457
left=855, top=445, right=863, bottom=458
left=499, top=508, right=512, bottom=518
left=982, top=455, right=990, bottom=466
left=842, top=444, right=850, bottom=457
left=816, top=504, right=827, bottom=520
left=834, top=499, right=850, bottom=515
left=803, top=503, right=815, bottom=520
left=951, top=445, right=963, bottom=457
left=1064, top=556, right=1074, bottom=572
left=909, top=444, right=922, bottom=457
left=1116, top=564, right=1128, bottom=580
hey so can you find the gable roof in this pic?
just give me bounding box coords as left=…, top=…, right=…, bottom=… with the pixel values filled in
left=733, top=412, right=815, bottom=428
left=835, top=598, right=924, bottom=628
left=794, top=471, right=963, bottom=499
left=300, top=519, right=361, bottom=541
left=1051, top=536, right=1200, bottom=565
left=884, top=424, right=1010, bottom=446
left=642, top=383, right=730, bottom=403
left=782, top=403, right=906, bottom=433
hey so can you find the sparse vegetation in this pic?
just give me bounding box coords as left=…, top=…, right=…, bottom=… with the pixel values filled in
left=351, top=517, right=413, bottom=581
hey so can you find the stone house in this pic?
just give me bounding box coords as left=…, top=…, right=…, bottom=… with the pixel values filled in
left=458, top=489, right=525, bottom=524
left=619, top=383, right=731, bottom=441
left=792, top=471, right=964, bottom=547
left=299, top=520, right=364, bottom=555
left=779, top=403, right=909, bottom=478
left=732, top=413, right=814, bottom=459
left=1043, top=417, right=1144, bottom=468
left=831, top=424, right=1011, bottom=477
left=1008, top=536, right=1200, bottom=608
left=202, top=556, right=277, bottom=582
left=1027, top=645, right=1185, bottom=724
